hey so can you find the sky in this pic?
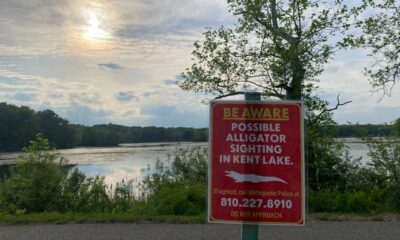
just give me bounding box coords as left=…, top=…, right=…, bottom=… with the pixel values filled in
left=0, top=0, right=399, bottom=128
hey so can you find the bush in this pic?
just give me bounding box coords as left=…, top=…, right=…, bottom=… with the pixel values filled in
left=0, top=135, right=68, bottom=213
left=5, top=134, right=398, bottom=217
left=366, top=136, right=400, bottom=211
left=309, top=191, right=379, bottom=213
left=138, top=147, right=207, bottom=216
left=0, top=138, right=208, bottom=216
left=0, top=135, right=130, bottom=214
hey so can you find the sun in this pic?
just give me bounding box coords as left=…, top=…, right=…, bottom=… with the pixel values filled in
left=83, top=9, right=110, bottom=42
left=66, top=1, right=118, bottom=52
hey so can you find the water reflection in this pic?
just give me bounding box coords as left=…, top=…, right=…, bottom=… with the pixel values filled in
left=64, top=142, right=207, bottom=186
left=340, top=138, right=371, bottom=163
left=0, top=140, right=370, bottom=186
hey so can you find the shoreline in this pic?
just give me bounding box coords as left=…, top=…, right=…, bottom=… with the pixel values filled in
left=0, top=142, right=208, bottom=165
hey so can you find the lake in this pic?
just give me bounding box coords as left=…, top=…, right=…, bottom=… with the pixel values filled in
left=0, top=139, right=369, bottom=186
left=0, top=142, right=208, bottom=186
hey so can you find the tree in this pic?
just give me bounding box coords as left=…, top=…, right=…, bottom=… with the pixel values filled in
left=0, top=103, right=37, bottom=151
left=80, top=126, right=120, bottom=147
left=180, top=0, right=353, bottom=191
left=180, top=0, right=351, bottom=100
left=36, top=110, right=77, bottom=149
left=0, top=103, right=78, bottom=151
left=352, top=0, right=400, bottom=95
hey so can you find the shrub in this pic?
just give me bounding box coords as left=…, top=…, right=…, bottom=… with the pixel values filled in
left=138, top=147, right=207, bottom=216
left=0, top=134, right=68, bottom=213
left=0, top=135, right=119, bottom=214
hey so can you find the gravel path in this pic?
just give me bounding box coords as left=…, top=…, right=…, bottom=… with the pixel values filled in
left=0, top=221, right=399, bottom=240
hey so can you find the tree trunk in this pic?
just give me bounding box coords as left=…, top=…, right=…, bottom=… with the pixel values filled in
left=286, top=55, right=305, bottom=100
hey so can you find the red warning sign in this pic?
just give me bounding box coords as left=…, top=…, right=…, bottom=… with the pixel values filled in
left=208, top=100, right=305, bottom=225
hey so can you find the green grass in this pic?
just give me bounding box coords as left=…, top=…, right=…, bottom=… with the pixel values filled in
left=1, top=212, right=399, bottom=225
left=0, top=212, right=206, bottom=225
left=309, top=212, right=400, bottom=222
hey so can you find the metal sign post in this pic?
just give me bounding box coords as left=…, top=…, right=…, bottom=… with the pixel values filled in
left=241, top=92, right=261, bottom=240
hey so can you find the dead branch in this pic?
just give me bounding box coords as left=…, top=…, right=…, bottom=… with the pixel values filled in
left=315, top=93, right=352, bottom=121
left=214, top=92, right=247, bottom=99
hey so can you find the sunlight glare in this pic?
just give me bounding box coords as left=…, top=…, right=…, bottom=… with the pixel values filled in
left=66, top=1, right=120, bottom=54
left=83, top=9, right=110, bottom=42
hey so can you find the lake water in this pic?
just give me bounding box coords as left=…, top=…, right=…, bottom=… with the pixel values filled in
left=0, top=139, right=369, bottom=186
left=0, top=142, right=208, bottom=186
left=341, top=138, right=371, bottom=161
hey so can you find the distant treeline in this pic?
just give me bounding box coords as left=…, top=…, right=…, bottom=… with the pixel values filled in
left=0, top=102, right=398, bottom=152
left=332, top=124, right=394, bottom=138
left=0, top=103, right=207, bottom=152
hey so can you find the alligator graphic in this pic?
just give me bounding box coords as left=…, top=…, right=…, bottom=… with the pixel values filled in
left=225, top=170, right=287, bottom=184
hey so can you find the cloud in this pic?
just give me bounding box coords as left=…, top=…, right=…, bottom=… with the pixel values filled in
left=116, top=18, right=220, bottom=40
left=58, top=105, right=114, bottom=126
left=115, top=91, right=136, bottom=102
left=141, top=104, right=208, bottom=127
left=0, top=76, right=27, bottom=85
left=68, top=92, right=102, bottom=105
left=114, top=0, right=235, bottom=44
left=0, top=0, right=66, bottom=26
left=324, top=65, right=339, bottom=73
left=13, top=92, right=37, bottom=101
left=163, top=79, right=176, bottom=85
left=47, top=93, right=63, bottom=99
left=163, top=75, right=185, bottom=86
left=334, top=105, right=400, bottom=124
left=0, top=0, right=69, bottom=56
left=97, top=63, right=123, bottom=70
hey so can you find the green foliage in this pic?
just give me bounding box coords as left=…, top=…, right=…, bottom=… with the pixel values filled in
left=179, top=0, right=359, bottom=203
left=309, top=135, right=400, bottom=213
left=333, top=123, right=393, bottom=138
left=367, top=138, right=400, bottom=185
left=111, top=179, right=136, bottom=213
left=366, top=136, right=400, bottom=209
left=3, top=133, right=400, bottom=218
left=356, top=0, right=399, bottom=94
left=0, top=103, right=208, bottom=152
left=36, top=110, right=77, bottom=148
left=0, top=103, right=77, bottom=151
left=80, top=126, right=120, bottom=147
left=0, top=103, right=39, bottom=151
left=0, top=134, right=68, bottom=213
left=0, top=135, right=127, bottom=214
left=63, top=173, right=112, bottom=213
left=304, top=95, right=360, bottom=192
left=341, top=0, right=399, bottom=95
left=309, top=191, right=378, bottom=213
left=0, top=136, right=208, bottom=217
left=138, top=147, right=207, bottom=216
left=394, top=118, right=400, bottom=137
left=181, top=0, right=352, bottom=100
left=0, top=211, right=206, bottom=224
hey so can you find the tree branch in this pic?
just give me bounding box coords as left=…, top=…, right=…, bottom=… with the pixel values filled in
left=214, top=92, right=247, bottom=99
left=315, top=94, right=352, bottom=121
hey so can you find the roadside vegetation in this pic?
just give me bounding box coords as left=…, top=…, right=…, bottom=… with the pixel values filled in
left=0, top=128, right=399, bottom=223
left=0, top=135, right=208, bottom=223
left=308, top=121, right=400, bottom=214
